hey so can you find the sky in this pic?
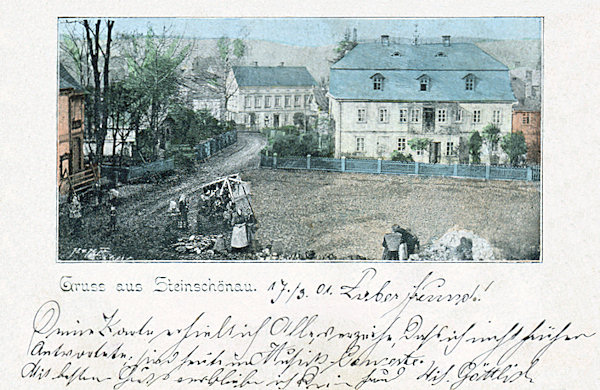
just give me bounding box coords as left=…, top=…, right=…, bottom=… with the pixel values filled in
left=58, top=17, right=542, bottom=47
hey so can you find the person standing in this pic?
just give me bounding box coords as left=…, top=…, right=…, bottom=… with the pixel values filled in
left=109, top=205, right=117, bottom=233
left=69, top=193, right=83, bottom=236
left=179, top=194, right=189, bottom=229
left=382, top=225, right=404, bottom=260
left=230, top=208, right=249, bottom=251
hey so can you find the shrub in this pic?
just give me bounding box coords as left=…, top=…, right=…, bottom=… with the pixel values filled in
left=391, top=151, right=414, bottom=162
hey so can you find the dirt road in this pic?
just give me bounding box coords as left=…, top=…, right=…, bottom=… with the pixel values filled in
left=59, top=131, right=267, bottom=260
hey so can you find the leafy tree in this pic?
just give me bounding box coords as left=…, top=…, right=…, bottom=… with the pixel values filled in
left=293, top=112, right=305, bottom=129
left=408, top=138, right=431, bottom=156
left=332, top=28, right=358, bottom=63
left=458, top=136, right=470, bottom=164
left=105, top=81, right=138, bottom=164
left=122, top=27, right=190, bottom=158
left=482, top=123, right=501, bottom=164
left=469, top=131, right=483, bottom=164
left=501, top=132, right=528, bottom=166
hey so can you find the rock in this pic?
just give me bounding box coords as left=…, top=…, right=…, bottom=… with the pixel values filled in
left=417, top=228, right=495, bottom=261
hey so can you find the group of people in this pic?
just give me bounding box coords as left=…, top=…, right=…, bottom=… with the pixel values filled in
left=382, top=225, right=420, bottom=260
left=172, top=177, right=257, bottom=252
left=67, top=184, right=119, bottom=236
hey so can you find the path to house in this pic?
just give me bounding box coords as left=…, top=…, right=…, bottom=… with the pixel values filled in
left=59, top=131, right=268, bottom=259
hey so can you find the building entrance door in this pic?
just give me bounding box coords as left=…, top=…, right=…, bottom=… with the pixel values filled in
left=424, top=108, right=435, bottom=132
left=273, top=114, right=280, bottom=127
left=429, top=142, right=441, bottom=163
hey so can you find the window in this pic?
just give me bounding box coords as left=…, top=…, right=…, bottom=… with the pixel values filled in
left=397, top=137, right=407, bottom=151
left=522, top=113, right=531, bottom=124
left=465, top=75, right=475, bottom=91
left=437, top=109, right=447, bottom=123
left=294, top=95, right=301, bottom=107
left=284, top=95, right=291, bottom=107
left=264, top=115, right=270, bottom=127
left=411, top=109, right=420, bottom=123
left=420, top=78, right=429, bottom=91
left=274, top=96, right=281, bottom=108
left=244, top=96, right=252, bottom=108
left=264, top=96, right=271, bottom=108
left=378, top=108, right=389, bottom=123
left=493, top=110, right=502, bottom=124
left=304, top=95, right=310, bottom=106
left=356, top=137, right=365, bottom=152
left=473, top=110, right=481, bottom=123
left=455, top=109, right=463, bottom=122
left=254, top=96, right=262, bottom=108
left=357, top=108, right=366, bottom=123
left=399, top=109, right=408, bottom=123
left=446, top=142, right=455, bottom=156
left=372, top=74, right=384, bottom=90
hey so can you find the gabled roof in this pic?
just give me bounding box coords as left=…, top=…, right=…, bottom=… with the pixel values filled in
left=332, top=42, right=509, bottom=71
left=59, top=64, right=83, bottom=91
left=232, top=66, right=317, bottom=87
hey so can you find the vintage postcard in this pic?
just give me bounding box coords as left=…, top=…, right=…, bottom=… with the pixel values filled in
left=1, top=2, right=599, bottom=389
left=57, top=17, right=540, bottom=262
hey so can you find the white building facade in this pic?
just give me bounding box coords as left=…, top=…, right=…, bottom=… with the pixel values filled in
left=329, top=36, right=516, bottom=163
left=227, top=65, right=318, bottom=129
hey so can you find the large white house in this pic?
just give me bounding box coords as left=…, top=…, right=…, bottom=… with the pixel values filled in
left=328, top=35, right=516, bottom=163
left=227, top=64, right=318, bottom=129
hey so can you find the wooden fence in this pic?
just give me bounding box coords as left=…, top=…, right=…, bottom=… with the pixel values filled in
left=101, top=131, right=238, bottom=183
left=260, top=154, right=540, bottom=182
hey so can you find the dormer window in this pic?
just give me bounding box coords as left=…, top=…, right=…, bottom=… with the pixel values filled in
left=417, top=74, right=430, bottom=91
left=464, top=74, right=476, bottom=91
left=435, top=51, right=447, bottom=57
left=371, top=73, right=385, bottom=91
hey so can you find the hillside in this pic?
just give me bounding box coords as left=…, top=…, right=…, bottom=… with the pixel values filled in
left=475, top=39, right=541, bottom=69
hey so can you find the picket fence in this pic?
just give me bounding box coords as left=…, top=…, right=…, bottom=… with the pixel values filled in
left=260, top=154, right=540, bottom=182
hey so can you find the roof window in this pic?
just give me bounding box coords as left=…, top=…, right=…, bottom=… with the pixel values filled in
left=416, top=74, right=430, bottom=91
left=435, top=51, right=447, bottom=57
left=370, top=73, right=385, bottom=91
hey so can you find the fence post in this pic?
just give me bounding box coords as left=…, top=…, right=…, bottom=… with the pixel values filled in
left=527, top=166, right=533, bottom=181
left=341, top=156, right=346, bottom=172
left=453, top=163, right=458, bottom=177
left=307, top=154, right=311, bottom=169
left=377, top=158, right=382, bottom=174
left=414, top=162, right=420, bottom=175
left=273, top=153, right=277, bottom=169
left=485, top=164, right=491, bottom=180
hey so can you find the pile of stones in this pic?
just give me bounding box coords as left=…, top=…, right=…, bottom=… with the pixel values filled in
left=412, top=228, right=496, bottom=261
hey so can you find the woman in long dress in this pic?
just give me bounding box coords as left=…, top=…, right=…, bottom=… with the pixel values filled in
left=230, top=208, right=249, bottom=250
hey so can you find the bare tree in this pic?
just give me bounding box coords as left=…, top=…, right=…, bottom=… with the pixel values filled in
left=193, top=37, right=246, bottom=121
left=82, top=19, right=114, bottom=163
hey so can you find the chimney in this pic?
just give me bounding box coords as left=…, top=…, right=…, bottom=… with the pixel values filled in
left=381, top=35, right=390, bottom=46
left=442, top=35, right=451, bottom=47
left=352, top=27, right=357, bottom=42
left=279, top=62, right=284, bottom=67
left=253, top=61, right=258, bottom=67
